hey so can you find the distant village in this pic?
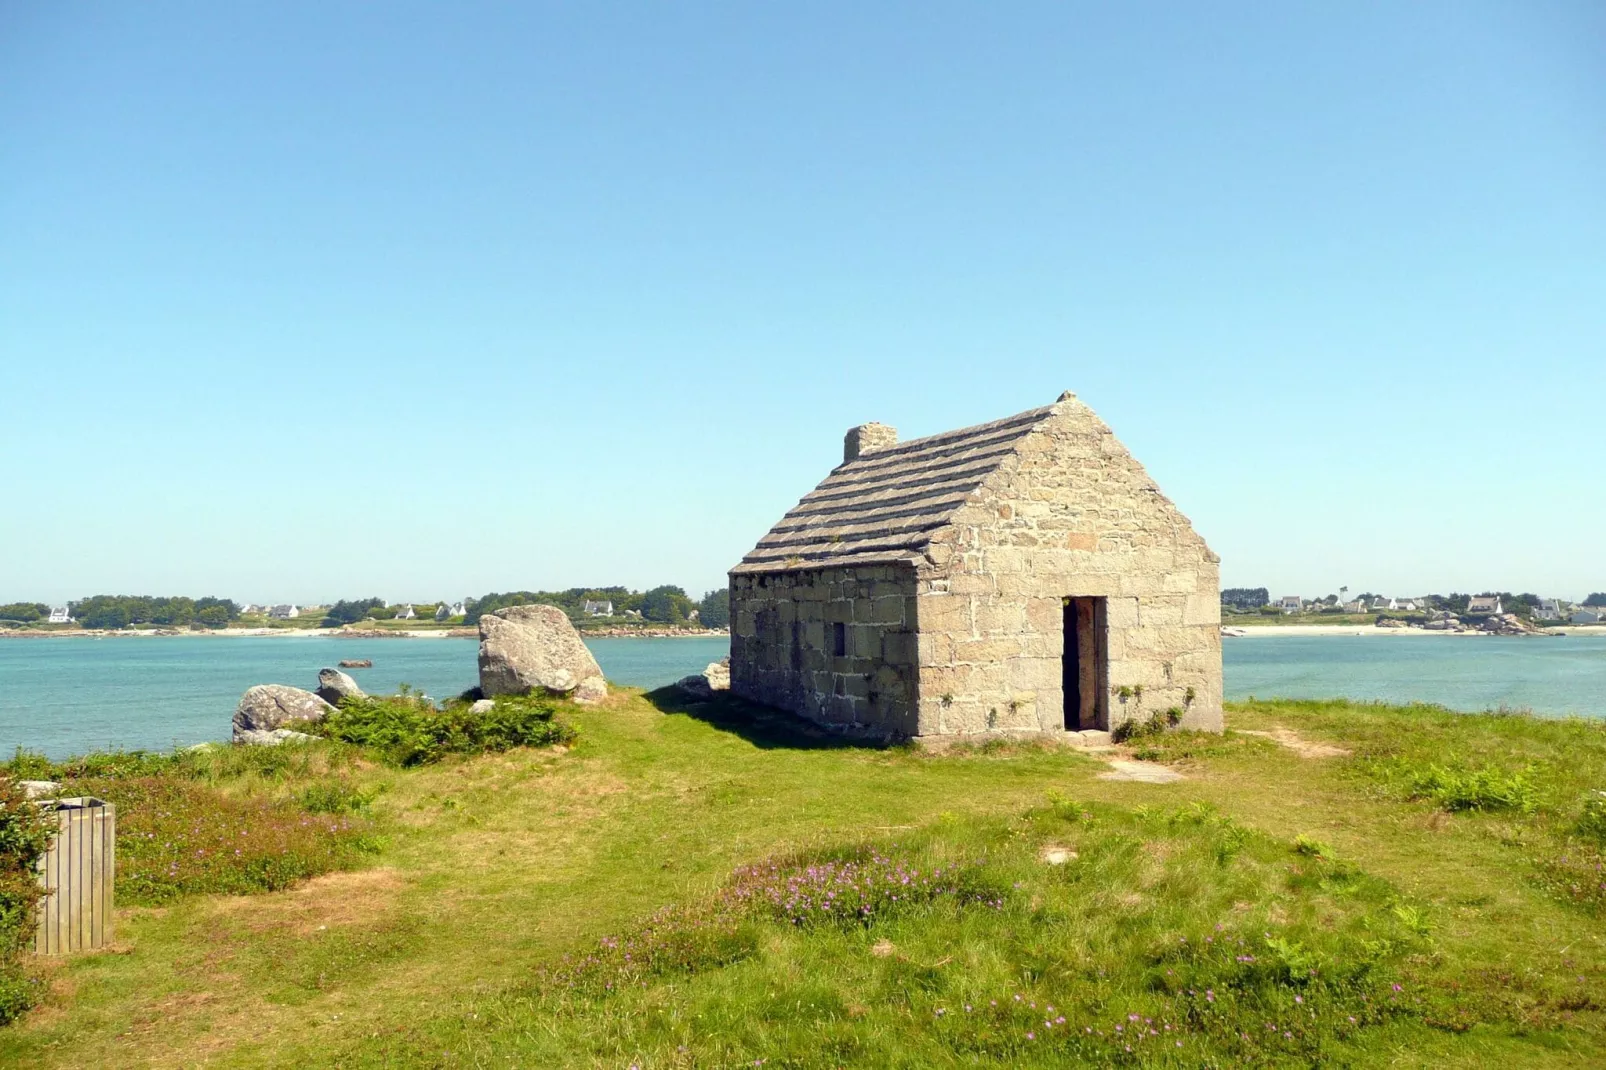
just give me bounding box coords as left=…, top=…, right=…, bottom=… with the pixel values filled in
left=1222, top=587, right=1606, bottom=626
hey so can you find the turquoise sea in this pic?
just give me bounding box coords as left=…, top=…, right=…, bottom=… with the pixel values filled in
left=1, top=634, right=1602, bottom=758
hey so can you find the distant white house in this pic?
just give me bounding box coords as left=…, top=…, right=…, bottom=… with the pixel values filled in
left=1534, top=598, right=1565, bottom=621
left=239, top=604, right=263, bottom=615
left=48, top=605, right=72, bottom=624
left=434, top=603, right=452, bottom=621
left=394, top=603, right=416, bottom=620
left=1370, top=597, right=1418, bottom=612
left=1571, top=607, right=1604, bottom=624
left=583, top=600, right=615, bottom=617
left=1466, top=595, right=1503, bottom=616
left=1342, top=599, right=1366, bottom=613
left=449, top=601, right=467, bottom=617
left=268, top=604, right=300, bottom=619
left=1278, top=596, right=1303, bottom=614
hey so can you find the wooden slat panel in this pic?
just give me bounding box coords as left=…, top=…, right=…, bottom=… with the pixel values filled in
left=104, top=804, right=116, bottom=946
left=54, top=809, right=69, bottom=954
left=71, top=810, right=84, bottom=952
left=38, top=813, right=50, bottom=955
left=72, top=810, right=81, bottom=949
left=79, top=809, right=93, bottom=951
left=64, top=811, right=75, bottom=953
left=33, top=816, right=49, bottom=955
left=33, top=800, right=116, bottom=955
left=89, top=810, right=103, bottom=949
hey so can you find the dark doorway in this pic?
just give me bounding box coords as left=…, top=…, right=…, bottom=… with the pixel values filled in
left=1062, top=597, right=1109, bottom=731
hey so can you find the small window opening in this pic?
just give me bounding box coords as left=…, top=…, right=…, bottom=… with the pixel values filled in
left=832, top=621, right=847, bottom=657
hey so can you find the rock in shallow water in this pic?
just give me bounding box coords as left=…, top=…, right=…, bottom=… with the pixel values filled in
left=676, top=658, right=731, bottom=699
left=315, top=667, right=366, bottom=705
left=233, top=684, right=333, bottom=743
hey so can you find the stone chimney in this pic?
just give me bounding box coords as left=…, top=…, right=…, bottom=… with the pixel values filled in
left=844, top=422, right=897, bottom=462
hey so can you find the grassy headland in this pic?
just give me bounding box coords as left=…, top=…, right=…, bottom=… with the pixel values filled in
left=2, top=693, right=1604, bottom=1067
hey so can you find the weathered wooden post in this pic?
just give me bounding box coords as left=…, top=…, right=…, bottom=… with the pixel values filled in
left=33, top=797, right=115, bottom=955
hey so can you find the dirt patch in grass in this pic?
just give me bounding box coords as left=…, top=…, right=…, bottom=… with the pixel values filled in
left=211, top=867, right=408, bottom=937
left=1098, top=759, right=1186, bottom=783
left=1238, top=726, right=1351, bottom=759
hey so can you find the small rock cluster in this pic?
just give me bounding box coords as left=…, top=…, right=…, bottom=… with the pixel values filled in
left=1389, top=613, right=1543, bottom=636
left=232, top=667, right=371, bottom=745
left=232, top=607, right=610, bottom=745
left=1481, top=613, right=1540, bottom=636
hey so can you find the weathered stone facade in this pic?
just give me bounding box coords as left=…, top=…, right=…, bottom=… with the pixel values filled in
left=730, top=393, right=1223, bottom=740
left=730, top=565, right=921, bottom=734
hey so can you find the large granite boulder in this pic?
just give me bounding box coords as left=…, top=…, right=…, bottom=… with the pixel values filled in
left=478, top=605, right=607, bottom=704
left=233, top=684, right=334, bottom=743
left=315, top=668, right=366, bottom=705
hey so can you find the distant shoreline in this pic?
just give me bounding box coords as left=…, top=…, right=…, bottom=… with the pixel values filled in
left=0, top=627, right=731, bottom=641
left=1228, top=623, right=1606, bottom=638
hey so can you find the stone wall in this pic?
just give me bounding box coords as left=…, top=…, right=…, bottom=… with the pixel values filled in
left=913, top=400, right=1223, bottom=737
left=729, top=565, right=920, bottom=735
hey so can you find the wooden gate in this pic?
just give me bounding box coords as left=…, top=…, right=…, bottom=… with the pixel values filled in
left=34, top=797, right=115, bottom=955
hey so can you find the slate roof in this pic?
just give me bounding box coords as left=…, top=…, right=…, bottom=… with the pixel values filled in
left=732, top=404, right=1058, bottom=575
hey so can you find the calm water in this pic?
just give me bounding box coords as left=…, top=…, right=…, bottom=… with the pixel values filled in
left=0, top=635, right=729, bottom=758
left=1, top=633, right=1602, bottom=758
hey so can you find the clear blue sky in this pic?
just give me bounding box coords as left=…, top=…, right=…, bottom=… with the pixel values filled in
left=2, top=2, right=1602, bottom=605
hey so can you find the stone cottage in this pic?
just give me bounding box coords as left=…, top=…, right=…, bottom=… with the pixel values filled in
left=729, top=392, right=1223, bottom=740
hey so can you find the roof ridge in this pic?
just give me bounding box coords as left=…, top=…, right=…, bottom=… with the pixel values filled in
left=838, top=404, right=1056, bottom=466
left=733, top=398, right=1064, bottom=575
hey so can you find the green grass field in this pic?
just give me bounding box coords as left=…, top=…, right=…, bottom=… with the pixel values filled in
left=3, top=692, right=1604, bottom=1067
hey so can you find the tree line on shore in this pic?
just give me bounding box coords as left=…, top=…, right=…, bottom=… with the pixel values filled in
left=0, top=596, right=242, bottom=629
left=461, top=587, right=729, bottom=629
left=1, top=587, right=732, bottom=630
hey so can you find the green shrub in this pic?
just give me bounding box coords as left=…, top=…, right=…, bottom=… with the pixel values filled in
left=2, top=747, right=179, bottom=782
left=299, top=779, right=375, bottom=815
left=1293, top=834, right=1336, bottom=861
left=0, top=778, right=54, bottom=1023
left=1578, top=792, right=1606, bottom=844
left=1405, top=763, right=1538, bottom=813
left=1111, top=708, right=1181, bottom=744
left=309, top=693, right=576, bottom=767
